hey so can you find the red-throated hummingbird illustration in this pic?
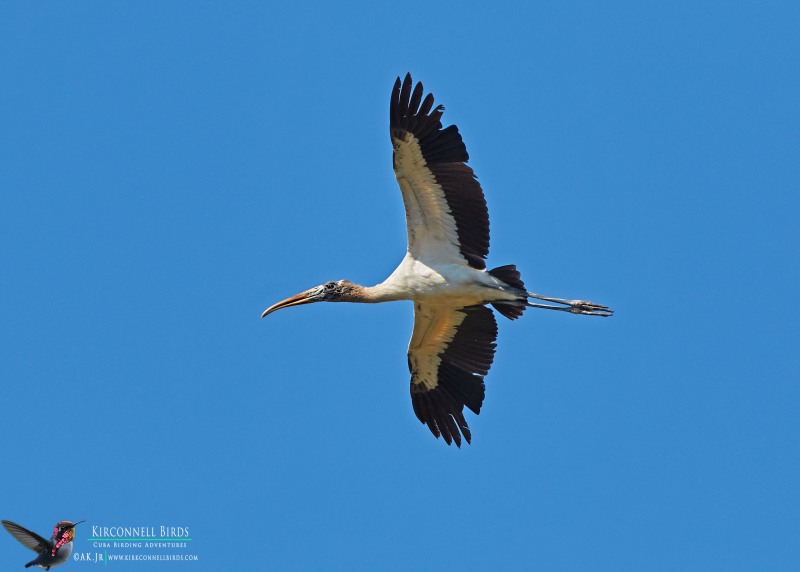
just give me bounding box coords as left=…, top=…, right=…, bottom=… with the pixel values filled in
left=2, top=520, right=84, bottom=570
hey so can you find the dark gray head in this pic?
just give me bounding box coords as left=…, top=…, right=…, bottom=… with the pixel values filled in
left=261, top=280, right=361, bottom=317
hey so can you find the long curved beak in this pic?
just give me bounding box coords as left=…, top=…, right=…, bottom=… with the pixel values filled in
left=69, top=520, right=85, bottom=529
left=261, top=290, right=320, bottom=318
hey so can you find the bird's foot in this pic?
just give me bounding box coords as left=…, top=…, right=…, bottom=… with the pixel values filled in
left=567, top=300, right=613, bottom=317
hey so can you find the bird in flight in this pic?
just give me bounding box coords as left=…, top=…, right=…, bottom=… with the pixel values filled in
left=262, top=73, right=612, bottom=447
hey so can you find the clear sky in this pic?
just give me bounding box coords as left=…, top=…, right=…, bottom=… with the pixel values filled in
left=1, top=1, right=798, bottom=570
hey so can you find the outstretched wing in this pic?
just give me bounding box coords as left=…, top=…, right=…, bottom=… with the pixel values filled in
left=408, top=302, right=498, bottom=446
left=390, top=73, right=490, bottom=270
left=2, top=520, right=49, bottom=553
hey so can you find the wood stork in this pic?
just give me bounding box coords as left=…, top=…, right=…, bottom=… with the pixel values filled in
left=262, top=73, right=612, bottom=447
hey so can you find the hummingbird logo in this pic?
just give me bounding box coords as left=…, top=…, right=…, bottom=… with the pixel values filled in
left=2, top=520, right=84, bottom=570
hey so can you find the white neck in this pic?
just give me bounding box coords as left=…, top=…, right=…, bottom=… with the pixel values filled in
left=357, top=282, right=413, bottom=303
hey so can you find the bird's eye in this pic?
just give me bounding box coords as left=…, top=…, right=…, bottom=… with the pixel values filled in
left=324, top=282, right=336, bottom=291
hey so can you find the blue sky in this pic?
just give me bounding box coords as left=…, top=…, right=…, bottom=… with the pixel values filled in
left=1, top=1, right=798, bottom=570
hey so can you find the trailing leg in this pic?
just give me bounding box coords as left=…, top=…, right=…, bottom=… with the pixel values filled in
left=526, top=291, right=613, bottom=317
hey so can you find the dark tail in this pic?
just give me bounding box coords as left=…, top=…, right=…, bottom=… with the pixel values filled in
left=487, top=264, right=527, bottom=320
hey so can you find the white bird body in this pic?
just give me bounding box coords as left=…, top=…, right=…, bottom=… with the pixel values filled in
left=262, top=74, right=612, bottom=446
left=372, top=255, right=520, bottom=305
